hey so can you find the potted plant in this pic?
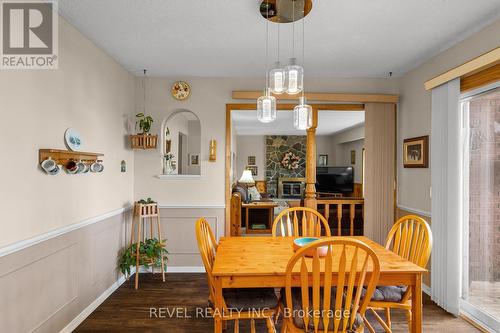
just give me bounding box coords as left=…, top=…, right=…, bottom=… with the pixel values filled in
left=135, top=112, right=154, bottom=134
left=119, top=238, right=169, bottom=277
left=163, top=152, right=175, bottom=174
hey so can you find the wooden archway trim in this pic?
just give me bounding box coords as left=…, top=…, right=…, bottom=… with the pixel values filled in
left=225, top=103, right=365, bottom=235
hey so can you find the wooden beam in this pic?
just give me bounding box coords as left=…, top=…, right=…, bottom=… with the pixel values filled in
left=232, top=91, right=399, bottom=104
left=424, top=47, right=500, bottom=91
left=225, top=103, right=365, bottom=111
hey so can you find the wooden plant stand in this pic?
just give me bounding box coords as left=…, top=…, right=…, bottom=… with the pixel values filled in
left=131, top=202, right=166, bottom=289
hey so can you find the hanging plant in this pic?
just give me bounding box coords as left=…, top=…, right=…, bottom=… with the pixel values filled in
left=135, top=113, right=154, bottom=134
left=281, top=151, right=301, bottom=170
left=119, top=238, right=168, bottom=277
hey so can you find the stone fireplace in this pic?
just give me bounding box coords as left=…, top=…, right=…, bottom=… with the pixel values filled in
left=265, top=135, right=306, bottom=197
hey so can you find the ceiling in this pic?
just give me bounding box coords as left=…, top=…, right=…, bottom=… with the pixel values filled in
left=232, top=110, right=365, bottom=136
left=58, top=0, right=500, bottom=78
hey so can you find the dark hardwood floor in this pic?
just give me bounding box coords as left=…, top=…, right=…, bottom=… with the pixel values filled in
left=75, top=273, right=480, bottom=333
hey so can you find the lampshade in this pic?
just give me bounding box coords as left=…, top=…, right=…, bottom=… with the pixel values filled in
left=239, top=170, right=255, bottom=185
left=293, top=97, right=312, bottom=130
left=257, top=91, right=277, bottom=123
left=284, top=58, right=303, bottom=95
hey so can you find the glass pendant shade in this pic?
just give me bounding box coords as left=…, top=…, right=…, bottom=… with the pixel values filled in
left=257, top=92, right=277, bottom=123
left=284, top=59, right=303, bottom=94
left=269, top=63, right=285, bottom=94
left=293, top=97, right=312, bottom=130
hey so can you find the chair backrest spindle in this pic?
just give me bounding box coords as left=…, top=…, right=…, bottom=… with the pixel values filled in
left=272, top=207, right=331, bottom=237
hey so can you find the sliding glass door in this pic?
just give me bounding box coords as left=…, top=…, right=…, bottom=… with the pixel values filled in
left=461, top=85, right=500, bottom=331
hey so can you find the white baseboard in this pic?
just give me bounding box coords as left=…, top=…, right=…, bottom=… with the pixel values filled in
left=59, top=268, right=135, bottom=333
left=138, top=266, right=205, bottom=273
left=422, top=284, right=431, bottom=296
left=167, top=266, right=205, bottom=273
left=396, top=204, right=431, bottom=218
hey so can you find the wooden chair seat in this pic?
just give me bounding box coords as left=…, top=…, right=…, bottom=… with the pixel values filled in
left=208, top=288, right=279, bottom=311
left=287, top=287, right=364, bottom=331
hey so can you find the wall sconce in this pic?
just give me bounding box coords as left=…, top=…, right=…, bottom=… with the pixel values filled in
left=209, top=139, right=217, bottom=162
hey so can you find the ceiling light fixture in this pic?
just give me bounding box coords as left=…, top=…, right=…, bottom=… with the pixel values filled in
left=269, top=2, right=284, bottom=95
left=293, top=14, right=312, bottom=130
left=257, top=1, right=277, bottom=124
left=284, top=0, right=303, bottom=95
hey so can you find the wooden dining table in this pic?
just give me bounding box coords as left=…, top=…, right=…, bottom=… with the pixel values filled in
left=212, top=236, right=426, bottom=333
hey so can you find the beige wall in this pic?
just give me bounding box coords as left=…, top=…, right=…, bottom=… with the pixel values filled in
left=0, top=17, right=135, bottom=248
left=397, top=18, right=500, bottom=213
left=329, top=125, right=365, bottom=183
left=134, top=77, right=397, bottom=206
left=235, top=135, right=266, bottom=181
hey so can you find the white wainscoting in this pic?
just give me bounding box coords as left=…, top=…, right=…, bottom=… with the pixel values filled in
left=158, top=205, right=225, bottom=268
left=0, top=208, right=132, bottom=333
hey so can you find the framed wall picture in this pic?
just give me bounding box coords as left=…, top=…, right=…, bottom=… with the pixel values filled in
left=189, top=154, right=200, bottom=166
left=318, top=154, right=328, bottom=166
left=403, top=135, right=429, bottom=168
left=248, top=155, right=256, bottom=165
left=246, top=165, right=258, bottom=176
left=351, top=150, right=356, bottom=164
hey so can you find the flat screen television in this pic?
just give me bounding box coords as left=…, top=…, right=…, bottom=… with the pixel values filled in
left=316, top=166, right=354, bottom=194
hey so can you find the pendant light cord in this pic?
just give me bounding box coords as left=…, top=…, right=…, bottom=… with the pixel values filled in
left=143, top=69, right=146, bottom=113
left=302, top=14, right=305, bottom=100
left=292, top=0, right=295, bottom=58
left=265, top=0, right=269, bottom=95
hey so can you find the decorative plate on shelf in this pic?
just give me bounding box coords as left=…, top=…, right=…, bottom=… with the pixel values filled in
left=171, top=81, right=191, bottom=100
left=64, top=128, right=82, bottom=151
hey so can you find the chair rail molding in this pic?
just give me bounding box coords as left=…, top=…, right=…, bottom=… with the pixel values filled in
left=0, top=205, right=133, bottom=258
left=158, top=204, right=226, bottom=209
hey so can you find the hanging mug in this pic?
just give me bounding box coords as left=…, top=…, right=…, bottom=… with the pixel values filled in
left=66, top=160, right=78, bottom=174
left=41, top=158, right=60, bottom=175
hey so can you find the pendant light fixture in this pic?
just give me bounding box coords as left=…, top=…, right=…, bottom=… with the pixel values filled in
left=257, top=1, right=277, bottom=123
left=293, top=13, right=312, bottom=130
left=269, top=3, right=284, bottom=95
left=284, top=0, right=304, bottom=95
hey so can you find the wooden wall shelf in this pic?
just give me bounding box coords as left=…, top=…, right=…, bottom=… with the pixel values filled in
left=39, top=149, right=103, bottom=165
left=130, top=134, right=158, bottom=150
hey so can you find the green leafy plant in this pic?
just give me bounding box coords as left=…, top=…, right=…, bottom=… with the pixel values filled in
left=138, top=197, right=156, bottom=204
left=119, top=238, right=168, bottom=276
left=135, top=112, right=154, bottom=134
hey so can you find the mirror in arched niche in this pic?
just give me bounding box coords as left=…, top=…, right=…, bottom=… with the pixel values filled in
left=162, top=110, right=201, bottom=175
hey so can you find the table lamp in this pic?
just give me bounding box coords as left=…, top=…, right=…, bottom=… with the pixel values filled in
left=239, top=170, right=255, bottom=203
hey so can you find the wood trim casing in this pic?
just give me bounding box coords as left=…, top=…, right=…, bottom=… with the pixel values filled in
left=460, top=63, right=500, bottom=92
left=232, top=91, right=399, bottom=104
left=424, top=47, right=500, bottom=91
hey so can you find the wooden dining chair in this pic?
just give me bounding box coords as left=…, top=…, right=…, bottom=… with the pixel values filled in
left=282, top=237, right=381, bottom=333
left=195, top=218, right=279, bottom=333
left=367, top=215, right=432, bottom=333
left=272, top=207, right=331, bottom=237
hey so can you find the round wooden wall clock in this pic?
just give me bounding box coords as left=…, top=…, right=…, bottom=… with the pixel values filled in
left=171, top=81, right=191, bottom=100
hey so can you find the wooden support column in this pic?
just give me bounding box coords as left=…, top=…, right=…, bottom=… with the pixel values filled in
left=304, top=108, right=318, bottom=210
